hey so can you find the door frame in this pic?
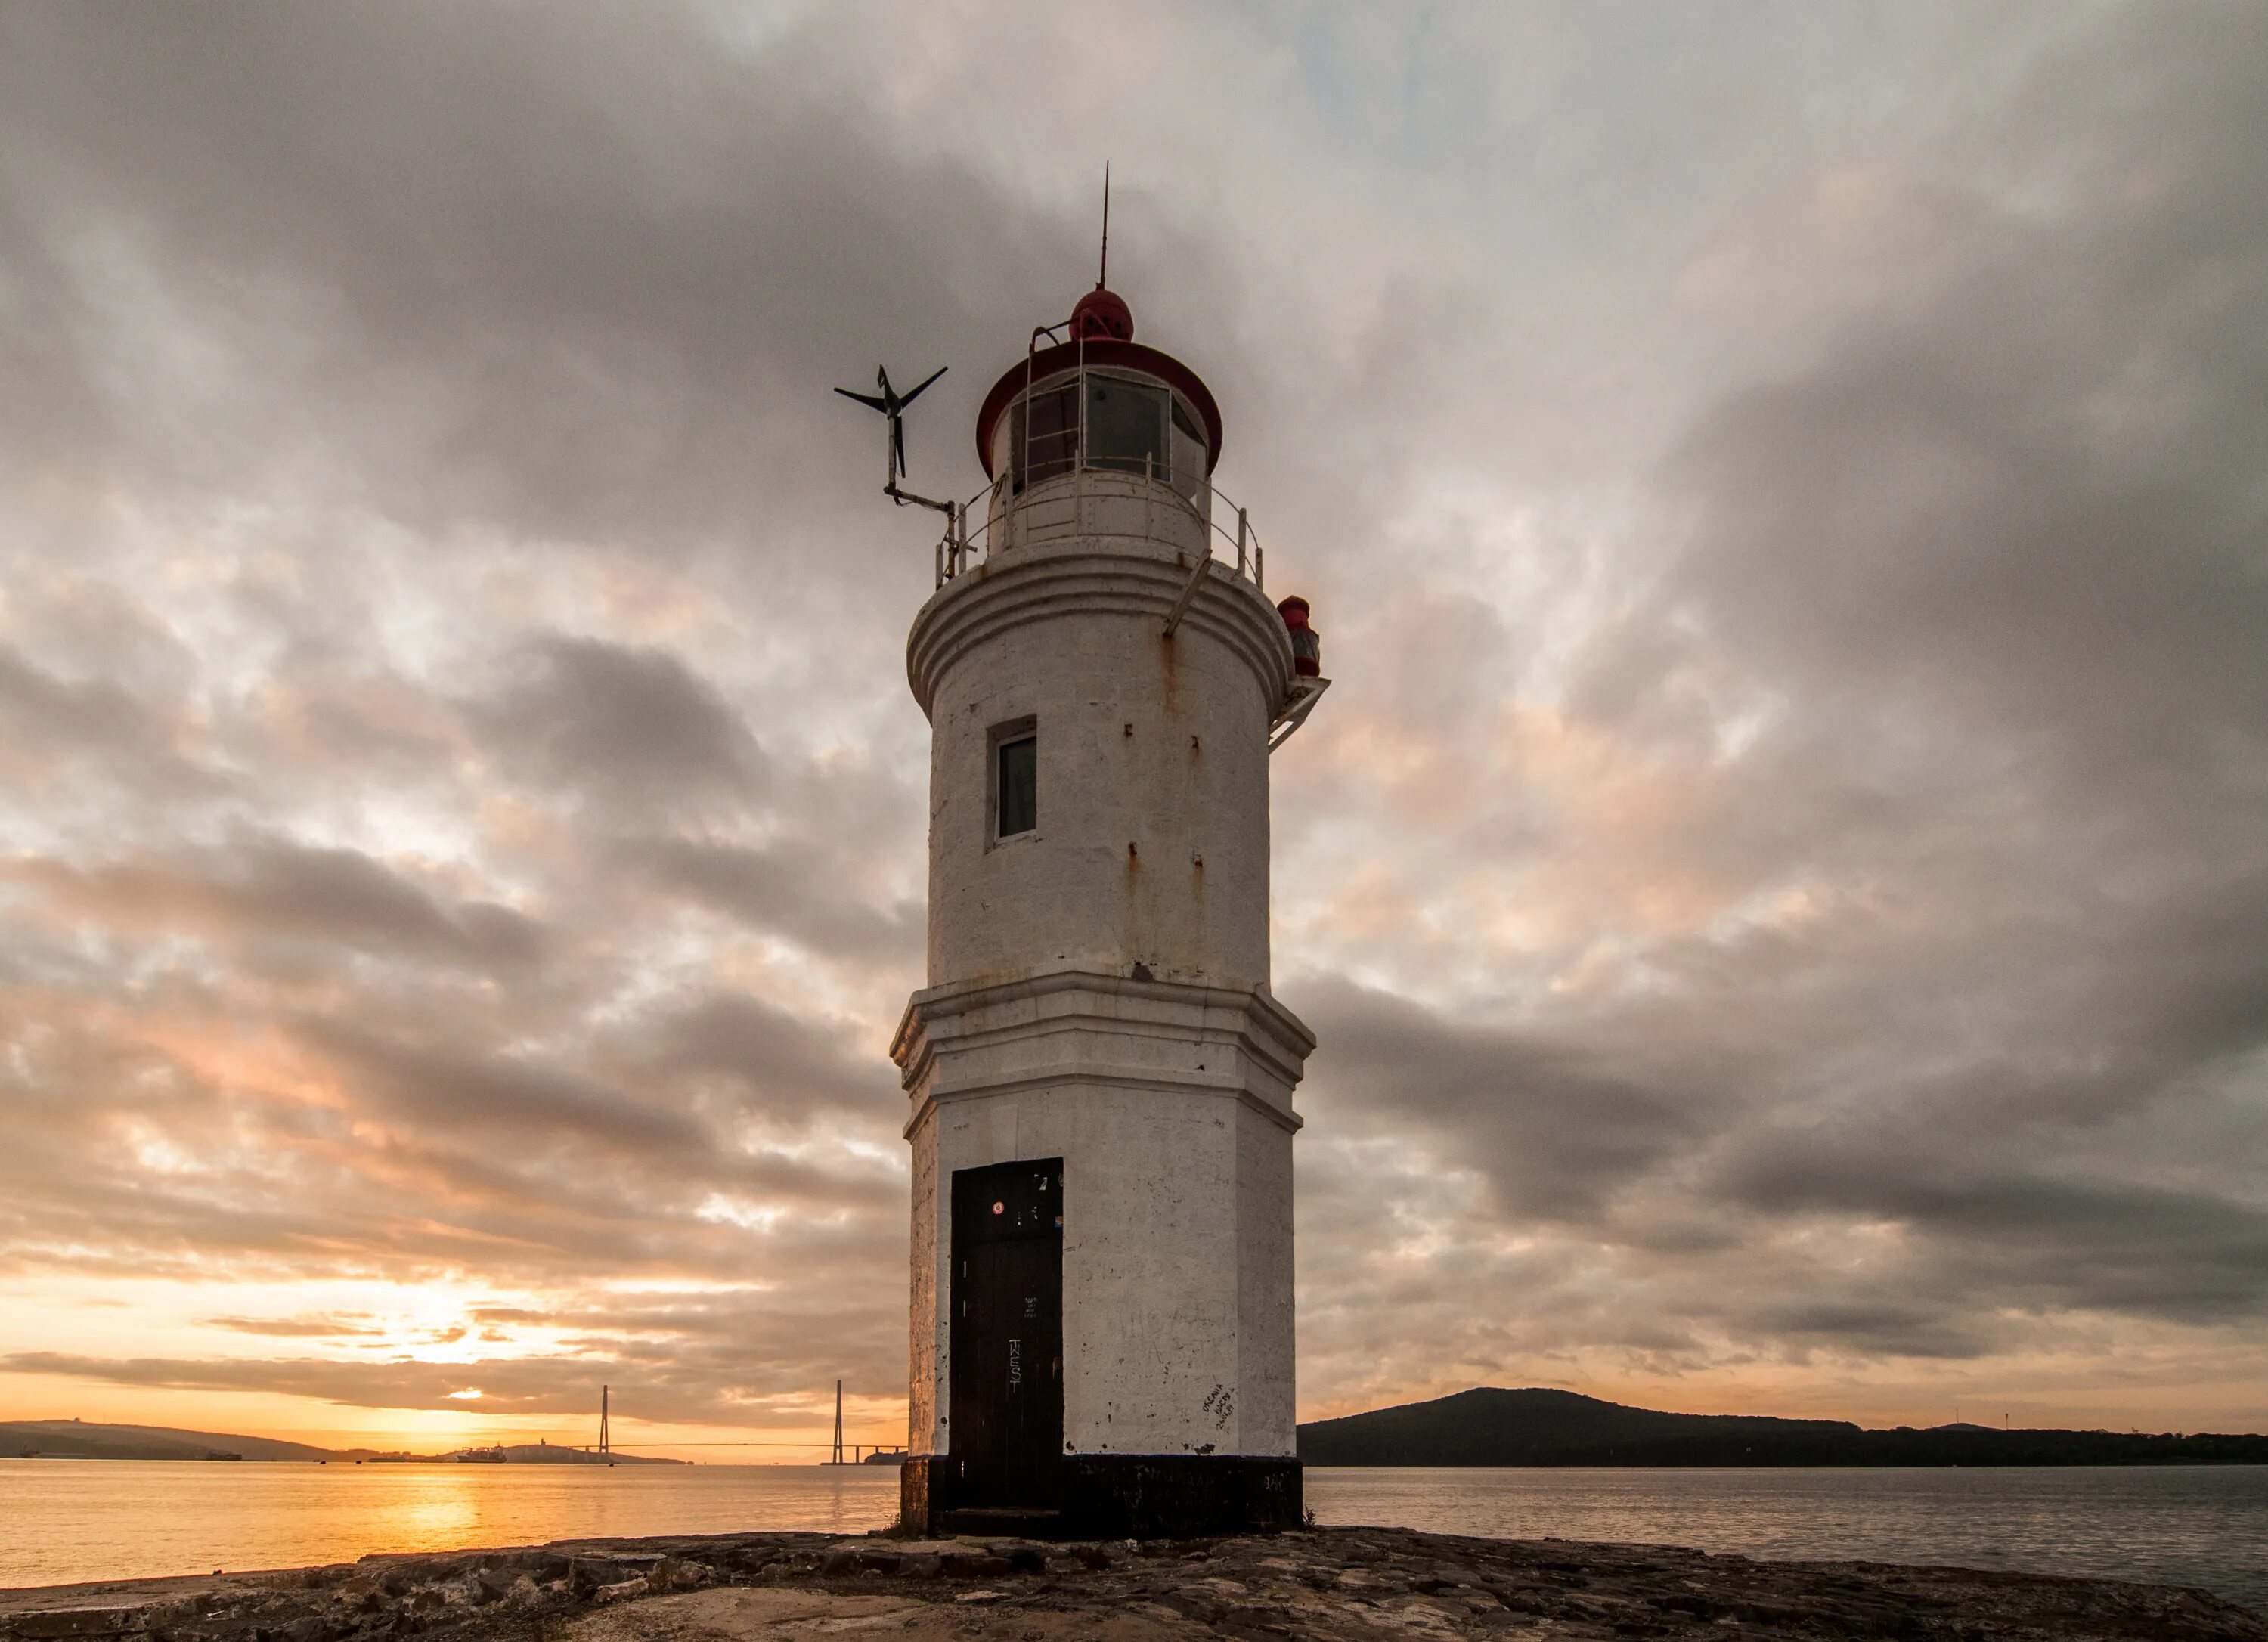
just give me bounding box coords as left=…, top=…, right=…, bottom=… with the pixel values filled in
left=947, top=1157, right=1064, bottom=1510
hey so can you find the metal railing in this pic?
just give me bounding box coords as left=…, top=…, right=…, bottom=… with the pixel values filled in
left=934, top=462, right=1266, bottom=595
left=925, top=448, right=1325, bottom=754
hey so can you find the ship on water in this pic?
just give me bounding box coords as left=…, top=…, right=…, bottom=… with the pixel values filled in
left=454, top=1445, right=507, bottom=1463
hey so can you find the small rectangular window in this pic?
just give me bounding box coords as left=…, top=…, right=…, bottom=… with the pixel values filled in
left=993, top=720, right=1037, bottom=840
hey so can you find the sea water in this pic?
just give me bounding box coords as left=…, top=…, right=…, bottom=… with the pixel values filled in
left=1304, top=1465, right=2268, bottom=1610
left=2, top=1461, right=2261, bottom=1610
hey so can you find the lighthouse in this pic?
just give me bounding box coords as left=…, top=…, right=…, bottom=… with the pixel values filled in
left=888, top=281, right=1327, bottom=1538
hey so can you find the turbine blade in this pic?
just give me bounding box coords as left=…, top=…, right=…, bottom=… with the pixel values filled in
left=835, top=387, right=891, bottom=412
left=898, top=365, right=948, bottom=407
left=892, top=417, right=908, bottom=477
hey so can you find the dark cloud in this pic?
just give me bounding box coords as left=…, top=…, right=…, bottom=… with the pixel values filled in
left=646, top=991, right=898, bottom=1122
left=299, top=1020, right=711, bottom=1155
left=1300, top=977, right=1709, bottom=1223
left=0, top=0, right=1100, bottom=563
left=1722, top=1144, right=2268, bottom=1325
left=470, top=637, right=771, bottom=818
left=0, top=1346, right=883, bottom=1428
left=0, top=643, right=219, bottom=802
left=624, top=835, right=921, bottom=967
left=9, top=839, right=549, bottom=971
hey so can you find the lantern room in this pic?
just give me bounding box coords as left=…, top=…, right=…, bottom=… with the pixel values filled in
left=973, top=290, right=1225, bottom=516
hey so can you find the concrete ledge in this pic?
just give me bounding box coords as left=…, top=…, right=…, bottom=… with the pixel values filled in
left=893, top=966, right=1315, bottom=1135
left=906, top=535, right=1294, bottom=723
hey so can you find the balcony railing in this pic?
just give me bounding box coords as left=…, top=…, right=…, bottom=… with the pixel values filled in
left=933, top=462, right=1266, bottom=594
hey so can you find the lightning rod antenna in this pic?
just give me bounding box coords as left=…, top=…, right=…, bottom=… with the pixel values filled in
left=1098, top=161, right=1110, bottom=290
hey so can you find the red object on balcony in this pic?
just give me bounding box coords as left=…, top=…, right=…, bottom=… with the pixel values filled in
left=1278, top=596, right=1321, bottom=677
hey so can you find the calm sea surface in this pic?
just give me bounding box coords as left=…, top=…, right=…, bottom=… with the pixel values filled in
left=4, top=1462, right=2262, bottom=1611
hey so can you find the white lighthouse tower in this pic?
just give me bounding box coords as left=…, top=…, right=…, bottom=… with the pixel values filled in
left=888, top=281, right=1327, bottom=1538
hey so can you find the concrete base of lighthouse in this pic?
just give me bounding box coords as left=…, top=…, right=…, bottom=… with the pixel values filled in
left=902, top=1453, right=1302, bottom=1538
left=892, top=968, right=1312, bottom=1540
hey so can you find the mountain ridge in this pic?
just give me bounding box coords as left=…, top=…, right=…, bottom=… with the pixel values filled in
left=0, top=1420, right=680, bottom=1463
left=17, top=1394, right=2268, bottom=1468
left=1294, top=1387, right=2268, bottom=1467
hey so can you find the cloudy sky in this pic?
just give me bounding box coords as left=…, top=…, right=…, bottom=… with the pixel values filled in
left=2, top=0, right=2264, bottom=1457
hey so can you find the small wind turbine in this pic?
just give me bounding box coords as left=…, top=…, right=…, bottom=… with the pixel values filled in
left=835, top=364, right=946, bottom=483
left=834, top=364, right=955, bottom=516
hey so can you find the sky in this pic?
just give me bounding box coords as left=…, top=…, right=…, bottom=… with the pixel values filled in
left=2, top=0, right=2264, bottom=1458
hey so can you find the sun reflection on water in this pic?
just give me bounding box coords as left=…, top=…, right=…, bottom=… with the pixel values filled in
left=389, top=1475, right=485, bottom=1548
left=0, top=1461, right=902, bottom=1587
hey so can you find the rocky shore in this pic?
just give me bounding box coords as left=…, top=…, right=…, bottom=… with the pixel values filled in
left=4, top=1527, right=2260, bottom=1642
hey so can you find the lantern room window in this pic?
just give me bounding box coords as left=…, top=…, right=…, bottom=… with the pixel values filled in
left=1168, top=399, right=1206, bottom=501
left=1005, top=370, right=1208, bottom=500
left=1010, top=386, right=1079, bottom=493
left=1086, top=375, right=1167, bottom=479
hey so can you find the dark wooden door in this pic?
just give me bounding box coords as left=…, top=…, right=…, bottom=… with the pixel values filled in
left=950, top=1158, right=1063, bottom=1509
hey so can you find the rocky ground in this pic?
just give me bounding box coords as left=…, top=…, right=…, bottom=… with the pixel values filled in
left=2, top=1527, right=2260, bottom=1642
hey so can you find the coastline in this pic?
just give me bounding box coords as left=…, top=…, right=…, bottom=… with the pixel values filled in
left=3, top=1526, right=2259, bottom=1641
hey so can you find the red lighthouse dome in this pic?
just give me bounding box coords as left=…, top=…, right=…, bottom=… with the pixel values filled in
left=1069, top=286, right=1135, bottom=342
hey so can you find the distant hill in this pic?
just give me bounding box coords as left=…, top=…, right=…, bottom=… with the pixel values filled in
left=1295, top=1388, right=2268, bottom=1467
left=1, top=1419, right=351, bottom=1462
left=1297, top=1388, right=1860, bottom=1467
left=2, top=1421, right=683, bottom=1464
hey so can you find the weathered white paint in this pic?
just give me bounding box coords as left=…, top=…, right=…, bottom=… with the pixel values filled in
left=896, top=456, right=1315, bottom=1464
left=910, top=469, right=1285, bottom=992
left=895, top=971, right=1309, bottom=1458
